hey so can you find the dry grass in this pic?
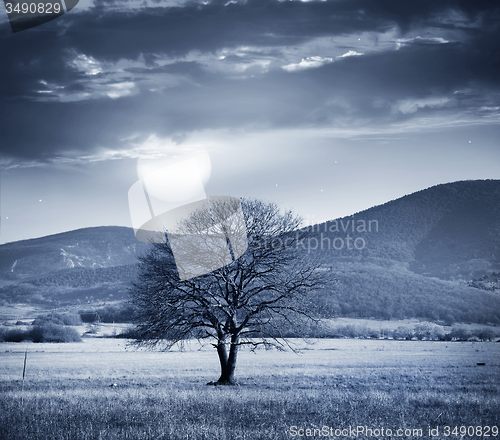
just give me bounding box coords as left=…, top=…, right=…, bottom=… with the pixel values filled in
left=0, top=339, right=498, bottom=439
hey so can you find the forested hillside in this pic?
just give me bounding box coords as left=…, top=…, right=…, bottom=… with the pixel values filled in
left=311, top=261, right=500, bottom=324
left=0, top=180, right=499, bottom=325
left=313, top=179, right=500, bottom=280
left=306, top=180, right=500, bottom=324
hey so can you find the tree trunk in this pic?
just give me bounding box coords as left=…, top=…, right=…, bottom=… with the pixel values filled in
left=216, top=336, right=238, bottom=385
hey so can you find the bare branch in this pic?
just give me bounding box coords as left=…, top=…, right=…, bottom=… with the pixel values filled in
left=129, top=197, right=333, bottom=382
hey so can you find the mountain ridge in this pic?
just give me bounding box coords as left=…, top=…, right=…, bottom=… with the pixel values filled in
left=0, top=226, right=147, bottom=279
left=1, top=179, right=499, bottom=324
left=312, top=179, right=500, bottom=280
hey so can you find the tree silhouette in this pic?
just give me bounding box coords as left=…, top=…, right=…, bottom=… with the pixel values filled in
left=130, top=198, right=327, bottom=384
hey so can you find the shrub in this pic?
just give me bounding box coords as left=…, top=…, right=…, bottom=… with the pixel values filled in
left=30, top=323, right=81, bottom=343
left=79, top=304, right=136, bottom=324
left=53, top=313, right=82, bottom=326
left=413, top=323, right=445, bottom=341
left=449, top=326, right=472, bottom=341
left=79, top=311, right=99, bottom=323
left=0, top=324, right=81, bottom=343
left=97, top=304, right=136, bottom=323
left=392, top=327, right=413, bottom=340
left=0, top=328, right=32, bottom=342
left=331, top=325, right=361, bottom=338
left=474, top=328, right=497, bottom=341
left=33, top=316, right=64, bottom=326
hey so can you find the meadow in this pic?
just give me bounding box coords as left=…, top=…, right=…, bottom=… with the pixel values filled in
left=0, top=337, right=498, bottom=440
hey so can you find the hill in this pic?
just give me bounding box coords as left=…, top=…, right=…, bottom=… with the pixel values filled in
left=307, top=179, right=500, bottom=324
left=0, top=226, right=147, bottom=278
left=313, top=179, right=500, bottom=280
left=0, top=227, right=148, bottom=309
left=0, top=180, right=499, bottom=325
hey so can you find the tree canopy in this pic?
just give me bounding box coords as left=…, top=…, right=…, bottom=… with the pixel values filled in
left=130, top=197, right=328, bottom=384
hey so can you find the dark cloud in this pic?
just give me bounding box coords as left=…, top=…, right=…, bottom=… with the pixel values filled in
left=29, top=0, right=500, bottom=60
left=0, top=0, right=499, bottom=165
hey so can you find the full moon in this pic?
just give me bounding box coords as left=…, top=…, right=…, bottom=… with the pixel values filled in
left=136, top=150, right=211, bottom=202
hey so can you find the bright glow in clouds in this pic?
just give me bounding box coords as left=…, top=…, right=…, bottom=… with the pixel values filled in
left=395, top=97, right=451, bottom=114
left=137, top=150, right=211, bottom=195
left=129, top=151, right=212, bottom=239
left=129, top=150, right=248, bottom=280
left=339, top=50, right=364, bottom=58
left=396, top=36, right=450, bottom=49
left=282, top=52, right=364, bottom=72
left=106, top=82, right=136, bottom=99
left=137, top=151, right=211, bottom=202
left=70, top=54, right=102, bottom=76
left=282, top=56, right=333, bottom=72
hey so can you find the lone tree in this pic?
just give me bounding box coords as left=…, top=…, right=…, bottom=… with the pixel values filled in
left=130, top=198, right=328, bottom=384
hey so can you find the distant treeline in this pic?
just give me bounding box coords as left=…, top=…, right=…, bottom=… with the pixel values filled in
left=31, top=265, right=138, bottom=288
left=118, top=321, right=498, bottom=342
left=79, top=303, right=136, bottom=323
left=311, top=261, right=500, bottom=324
left=0, top=313, right=82, bottom=343
left=242, top=320, right=499, bottom=342
left=0, top=265, right=135, bottom=306
left=306, top=321, right=499, bottom=341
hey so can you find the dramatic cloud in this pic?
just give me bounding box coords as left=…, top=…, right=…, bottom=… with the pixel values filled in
left=0, top=0, right=499, bottom=166
left=283, top=56, right=334, bottom=72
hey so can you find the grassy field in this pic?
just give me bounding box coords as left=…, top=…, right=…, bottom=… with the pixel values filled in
left=0, top=338, right=498, bottom=440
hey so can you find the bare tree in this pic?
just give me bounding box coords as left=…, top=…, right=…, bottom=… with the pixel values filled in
left=130, top=198, right=328, bottom=384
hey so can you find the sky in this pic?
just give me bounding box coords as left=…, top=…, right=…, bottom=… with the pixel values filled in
left=0, top=0, right=499, bottom=244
